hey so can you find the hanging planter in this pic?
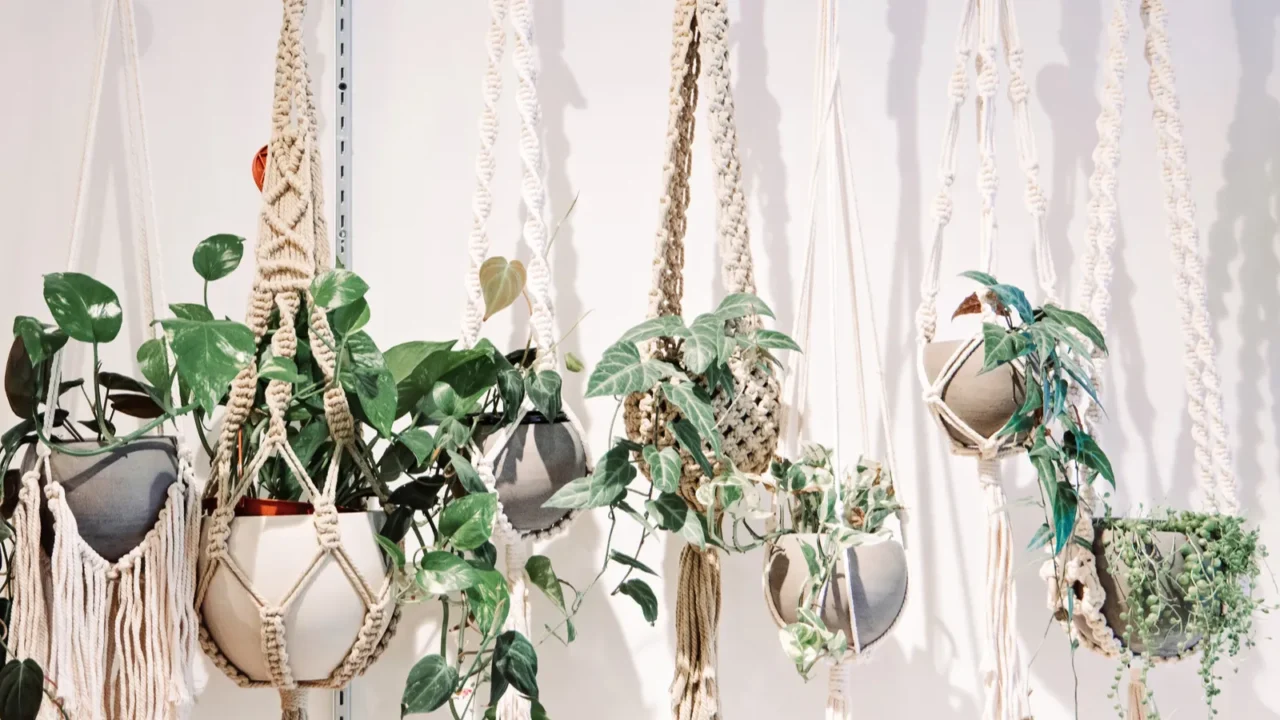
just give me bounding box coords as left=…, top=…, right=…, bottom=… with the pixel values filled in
left=921, top=336, right=1025, bottom=449
left=476, top=411, right=587, bottom=535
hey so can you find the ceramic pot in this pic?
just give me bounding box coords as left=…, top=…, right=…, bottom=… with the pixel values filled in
left=478, top=413, right=587, bottom=534
left=1076, top=528, right=1202, bottom=658
left=923, top=339, right=1024, bottom=446
left=199, top=511, right=395, bottom=682
left=21, top=437, right=179, bottom=563
left=764, top=533, right=909, bottom=651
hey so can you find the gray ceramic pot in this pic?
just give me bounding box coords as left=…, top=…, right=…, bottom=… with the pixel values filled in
left=480, top=414, right=587, bottom=534
left=764, top=533, right=909, bottom=651
left=22, top=438, right=178, bottom=563
left=923, top=339, right=1024, bottom=446
left=1078, top=527, right=1202, bottom=657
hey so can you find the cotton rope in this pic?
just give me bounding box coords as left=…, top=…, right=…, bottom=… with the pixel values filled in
left=192, top=2, right=399, bottom=717
left=7, top=1, right=202, bottom=717
left=768, top=2, right=911, bottom=717
left=1040, top=4, right=1242, bottom=715
left=912, top=0, right=1060, bottom=718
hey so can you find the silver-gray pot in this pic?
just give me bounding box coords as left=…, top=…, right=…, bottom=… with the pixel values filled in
left=923, top=339, right=1024, bottom=446
left=21, top=437, right=179, bottom=563
left=764, top=533, right=909, bottom=652
left=1082, top=528, right=1202, bottom=658
left=481, top=415, right=587, bottom=534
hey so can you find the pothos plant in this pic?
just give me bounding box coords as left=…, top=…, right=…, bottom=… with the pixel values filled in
left=768, top=444, right=903, bottom=678
left=0, top=232, right=258, bottom=720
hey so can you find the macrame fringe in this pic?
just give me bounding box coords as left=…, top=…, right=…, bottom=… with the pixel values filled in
left=499, top=539, right=534, bottom=720
left=825, top=660, right=851, bottom=720
left=978, top=458, right=1031, bottom=720
left=671, top=545, right=721, bottom=720
left=10, top=458, right=199, bottom=720
left=280, top=687, right=308, bottom=719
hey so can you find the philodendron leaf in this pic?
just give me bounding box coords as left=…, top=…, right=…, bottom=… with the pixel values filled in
left=525, top=555, right=567, bottom=614
left=108, top=393, right=164, bottom=419
left=497, top=368, right=525, bottom=424
left=1028, top=522, right=1054, bottom=551
left=13, top=316, right=65, bottom=368
left=439, top=492, right=498, bottom=551
left=1063, top=430, right=1115, bottom=487
left=669, top=419, right=714, bottom=480
left=642, top=444, right=682, bottom=493
left=980, top=323, right=1030, bottom=372
left=753, top=329, right=802, bottom=353
left=446, top=449, right=489, bottom=494
left=259, top=356, right=307, bottom=384
left=660, top=381, right=722, bottom=456
left=0, top=658, right=44, bottom=720
left=1050, top=481, right=1078, bottom=555
left=135, top=338, right=170, bottom=397
left=989, top=284, right=1034, bottom=324
left=168, top=303, right=214, bottom=322
left=617, top=578, right=659, bottom=625
left=545, top=444, right=635, bottom=510
left=311, top=268, right=369, bottom=309
left=192, top=233, right=245, bottom=282
left=1042, top=305, right=1107, bottom=354
left=346, top=331, right=396, bottom=437
left=466, top=568, right=511, bottom=636
left=646, top=492, right=705, bottom=549
left=715, top=293, right=776, bottom=321
left=160, top=319, right=256, bottom=413
left=585, top=341, right=679, bottom=398
left=384, top=340, right=457, bottom=384
left=616, top=315, right=689, bottom=346
left=959, top=270, right=998, bottom=287
left=397, top=427, right=436, bottom=465
left=401, top=654, right=458, bottom=715
left=416, top=551, right=483, bottom=595
left=331, top=298, right=371, bottom=337
left=492, top=631, right=539, bottom=700
left=682, top=313, right=725, bottom=375
left=479, top=257, right=527, bottom=321
left=609, top=550, right=658, bottom=576
left=525, top=370, right=562, bottom=420
left=43, top=272, right=122, bottom=343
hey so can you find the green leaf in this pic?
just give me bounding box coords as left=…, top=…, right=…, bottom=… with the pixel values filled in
left=159, top=319, right=256, bottom=413
left=0, top=658, right=44, bottom=720
left=12, top=316, right=64, bottom=367
left=168, top=303, right=215, bottom=322
left=646, top=492, right=705, bottom=548
left=1051, top=481, right=1079, bottom=554
left=108, top=392, right=165, bottom=418
left=417, top=551, right=484, bottom=595
left=703, top=360, right=735, bottom=399
left=497, top=368, right=526, bottom=424
left=544, top=446, right=634, bottom=510
left=446, top=449, right=489, bottom=495
left=960, top=270, right=999, bottom=286
left=290, top=418, right=329, bottom=467
left=1063, top=430, right=1115, bottom=487
left=192, top=233, right=245, bottom=282
left=564, top=352, right=585, bottom=373
left=525, top=555, right=567, bottom=613
left=43, top=272, right=122, bottom=343
left=439, top=492, right=498, bottom=550
left=346, top=331, right=397, bottom=437
left=642, top=444, right=682, bottom=493
left=525, top=370, right=562, bottom=420
left=385, top=340, right=456, bottom=384
left=585, top=341, right=679, bottom=398
left=398, top=427, right=436, bottom=465
left=669, top=418, right=714, bottom=479
left=259, top=355, right=307, bottom=384
left=135, top=338, right=171, bottom=394
left=753, top=329, right=802, bottom=353
left=980, top=323, right=1030, bottom=372
left=799, top=542, right=822, bottom=577
left=401, top=654, right=458, bottom=715
left=660, top=382, right=722, bottom=456
left=466, top=569, right=510, bottom=636
left=493, top=631, right=539, bottom=700
left=1043, top=305, right=1107, bottom=354
left=990, top=283, right=1034, bottom=324
left=479, top=257, right=527, bottom=320
left=617, top=316, right=689, bottom=346
left=682, top=313, right=726, bottom=374
left=1057, top=352, right=1102, bottom=408
left=617, top=578, right=659, bottom=625
left=434, top=418, right=471, bottom=454
left=1028, top=523, right=1053, bottom=551
left=331, top=298, right=371, bottom=337
left=311, top=268, right=369, bottom=309
left=714, top=293, right=776, bottom=321
left=609, top=550, right=658, bottom=576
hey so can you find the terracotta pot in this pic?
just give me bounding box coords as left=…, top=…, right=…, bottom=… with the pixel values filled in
left=201, top=496, right=344, bottom=517
left=764, top=533, right=908, bottom=651
left=252, top=144, right=268, bottom=191
left=22, top=437, right=178, bottom=563
left=923, top=339, right=1024, bottom=446
left=478, top=413, right=587, bottom=534
left=199, top=511, right=394, bottom=682
left=1076, top=527, right=1202, bottom=658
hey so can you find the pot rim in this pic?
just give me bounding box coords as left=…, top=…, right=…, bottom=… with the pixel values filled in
left=202, top=496, right=368, bottom=517
left=46, top=435, right=179, bottom=450
left=471, top=410, right=570, bottom=426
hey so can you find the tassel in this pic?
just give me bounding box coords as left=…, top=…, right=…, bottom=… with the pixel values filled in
left=1126, top=665, right=1150, bottom=719
left=671, top=545, right=722, bottom=720
left=977, top=457, right=1031, bottom=720
left=499, top=538, right=533, bottom=720
left=825, top=660, right=851, bottom=720
left=280, top=688, right=308, bottom=719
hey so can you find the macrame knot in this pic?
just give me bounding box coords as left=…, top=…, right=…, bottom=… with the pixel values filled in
left=976, top=59, right=999, bottom=99
left=312, top=499, right=342, bottom=550
left=206, top=507, right=236, bottom=559
left=1025, top=183, right=1047, bottom=217
left=948, top=65, right=969, bottom=103
left=44, top=482, right=65, bottom=502
left=1007, top=73, right=1029, bottom=104
left=931, top=191, right=953, bottom=224
left=325, top=388, right=355, bottom=443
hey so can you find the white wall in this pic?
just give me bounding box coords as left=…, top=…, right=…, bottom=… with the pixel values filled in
left=2, top=1, right=1278, bottom=718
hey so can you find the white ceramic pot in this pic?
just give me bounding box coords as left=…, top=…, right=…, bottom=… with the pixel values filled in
left=199, top=511, right=394, bottom=682
left=923, top=339, right=1024, bottom=446
left=480, top=413, right=587, bottom=534
left=764, top=533, right=909, bottom=651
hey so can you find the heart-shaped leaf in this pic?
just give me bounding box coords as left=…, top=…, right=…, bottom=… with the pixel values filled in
left=0, top=658, right=44, bottom=720
left=439, top=492, right=498, bottom=551
left=617, top=578, right=659, bottom=625
left=384, top=340, right=456, bottom=384
left=1042, top=304, right=1108, bottom=354
left=660, top=381, right=721, bottom=456
left=344, top=331, right=396, bottom=437
left=466, top=568, right=511, bottom=636
left=980, top=323, right=1030, bottom=372
left=479, top=257, right=527, bottom=321
left=192, top=234, right=245, bottom=282
left=43, top=272, right=122, bottom=343
left=682, top=313, right=725, bottom=375
left=669, top=419, right=714, bottom=480
left=524, top=555, right=567, bottom=614
left=525, top=370, right=562, bottom=420
left=1063, top=430, right=1114, bottom=487
left=168, top=303, right=214, bottom=322
left=585, top=341, right=679, bottom=398
left=646, top=492, right=706, bottom=548
left=492, top=631, right=539, bottom=700
left=417, top=551, right=484, bottom=594
left=331, top=298, right=371, bottom=337
left=12, top=317, right=66, bottom=367
left=401, top=654, right=458, bottom=715
left=311, top=269, right=369, bottom=309
left=259, top=356, right=308, bottom=384
left=497, top=368, right=525, bottom=424
left=398, top=427, right=436, bottom=465
left=617, top=316, right=689, bottom=346
left=714, top=293, right=776, bottom=321
left=135, top=338, right=171, bottom=396
left=159, top=319, right=256, bottom=413
left=643, top=444, right=682, bottom=493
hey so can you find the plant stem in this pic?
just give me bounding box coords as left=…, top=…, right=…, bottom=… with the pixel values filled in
left=90, top=344, right=113, bottom=441
left=203, top=281, right=210, bottom=311
left=35, top=403, right=199, bottom=456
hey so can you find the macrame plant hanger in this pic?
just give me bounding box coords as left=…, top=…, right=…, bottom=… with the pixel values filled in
left=8, top=0, right=202, bottom=717
left=779, top=1, right=910, bottom=717
left=621, top=1, right=782, bottom=718
left=1040, top=2, right=1240, bottom=717
left=193, top=1, right=399, bottom=717
left=455, top=0, right=595, bottom=718
left=915, top=0, right=1056, bottom=718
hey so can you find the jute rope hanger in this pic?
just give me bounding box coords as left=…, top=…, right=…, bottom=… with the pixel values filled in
left=776, top=1, right=910, bottom=717
left=914, top=0, right=1057, bottom=719
left=193, top=1, right=399, bottom=717
left=1041, top=5, right=1242, bottom=712
left=9, top=0, right=202, bottom=717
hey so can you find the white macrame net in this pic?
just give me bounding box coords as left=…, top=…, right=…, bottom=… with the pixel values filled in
left=914, top=0, right=1057, bottom=718
left=192, top=2, right=399, bottom=717
left=768, top=1, right=911, bottom=717
left=1040, top=5, right=1242, bottom=715
left=7, top=1, right=202, bottom=718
